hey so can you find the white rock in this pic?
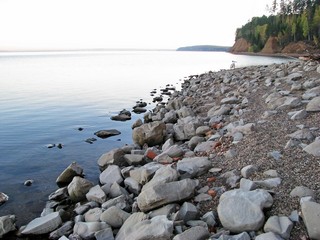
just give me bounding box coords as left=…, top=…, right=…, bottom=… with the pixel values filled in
left=21, top=212, right=62, bottom=235
left=86, top=185, right=106, bottom=204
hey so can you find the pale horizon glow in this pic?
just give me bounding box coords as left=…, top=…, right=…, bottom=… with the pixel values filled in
left=0, top=0, right=273, bottom=51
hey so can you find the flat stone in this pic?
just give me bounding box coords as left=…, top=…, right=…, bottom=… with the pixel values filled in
left=256, top=232, right=284, bottom=240
left=303, top=140, right=320, bottom=157
left=254, top=178, right=282, bottom=189
left=124, top=154, right=145, bottom=166
left=94, top=129, right=121, bottom=139
left=21, top=212, right=62, bottom=235
left=177, top=157, right=212, bottom=179
left=149, top=204, right=178, bottom=218
left=137, top=179, right=198, bottom=212
left=264, top=216, right=293, bottom=239
left=301, top=201, right=320, bottom=240
left=97, top=148, right=126, bottom=170
left=172, top=226, right=210, bottom=240
left=49, top=221, right=74, bottom=239
left=290, top=186, right=315, bottom=198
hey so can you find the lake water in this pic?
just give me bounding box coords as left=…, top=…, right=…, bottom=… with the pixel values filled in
left=0, top=50, right=293, bottom=225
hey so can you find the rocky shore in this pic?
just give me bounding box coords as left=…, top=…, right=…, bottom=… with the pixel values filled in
left=1, top=59, right=320, bottom=239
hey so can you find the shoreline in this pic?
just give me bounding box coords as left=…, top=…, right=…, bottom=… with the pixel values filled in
left=1, top=59, right=320, bottom=239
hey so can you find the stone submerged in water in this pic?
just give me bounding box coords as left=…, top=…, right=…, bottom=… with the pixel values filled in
left=94, top=129, right=121, bottom=139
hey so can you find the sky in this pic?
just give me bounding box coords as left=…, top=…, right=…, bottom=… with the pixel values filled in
left=0, top=0, right=274, bottom=51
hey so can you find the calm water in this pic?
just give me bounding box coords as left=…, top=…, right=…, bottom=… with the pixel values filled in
left=0, top=50, right=292, bottom=225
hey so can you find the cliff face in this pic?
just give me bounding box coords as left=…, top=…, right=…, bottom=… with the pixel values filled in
left=230, top=38, right=251, bottom=53
left=260, top=37, right=281, bottom=54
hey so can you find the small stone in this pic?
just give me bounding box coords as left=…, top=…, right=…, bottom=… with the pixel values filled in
left=0, top=192, right=9, bottom=205
left=290, top=186, right=315, bottom=198
left=241, top=165, right=257, bottom=178
left=264, top=216, right=293, bottom=239
left=0, top=215, right=16, bottom=238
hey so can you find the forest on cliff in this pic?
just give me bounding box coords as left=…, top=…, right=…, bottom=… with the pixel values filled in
left=236, top=0, right=320, bottom=52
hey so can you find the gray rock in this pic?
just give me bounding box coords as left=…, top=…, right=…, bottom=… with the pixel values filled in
left=67, top=176, right=94, bottom=202
left=194, top=193, right=212, bottom=203
left=21, top=212, right=62, bottom=235
left=221, top=97, right=240, bottom=104
left=0, top=192, right=9, bottom=206
left=95, top=227, right=114, bottom=240
left=100, top=206, right=131, bottom=228
left=217, top=189, right=273, bottom=232
left=289, top=109, right=307, bottom=120
left=137, top=178, right=198, bottom=212
left=193, top=141, right=216, bottom=154
left=132, top=121, right=166, bottom=147
left=240, top=165, right=257, bottom=178
left=263, top=170, right=279, bottom=178
left=84, top=208, right=103, bottom=222
left=219, top=170, right=241, bottom=188
left=73, top=222, right=110, bottom=239
left=97, top=148, right=126, bottom=170
left=196, top=126, right=211, bottom=136
left=56, top=162, right=84, bottom=186
left=172, top=226, right=210, bottom=240
left=109, top=182, right=129, bottom=198
left=86, top=185, right=106, bottom=204
left=255, top=232, right=284, bottom=240
left=124, top=177, right=141, bottom=195
left=129, top=162, right=162, bottom=185
left=177, top=157, right=212, bottom=179
left=95, top=129, right=121, bottom=138
left=290, top=186, right=315, bottom=198
left=142, top=165, right=178, bottom=191
left=239, top=178, right=257, bottom=191
left=149, top=204, right=178, bottom=218
left=301, top=201, right=320, bottom=240
left=116, top=215, right=172, bottom=240
left=303, top=140, right=320, bottom=157
left=48, top=187, right=68, bottom=201
left=176, top=202, right=199, bottom=223
left=163, top=110, right=178, bottom=124
left=201, top=211, right=217, bottom=227
left=0, top=215, right=16, bottom=238
left=49, top=221, right=74, bottom=239
left=254, top=178, right=282, bottom=189
left=102, top=195, right=129, bottom=211
left=99, top=165, right=123, bottom=189
left=264, top=216, right=293, bottom=239
left=306, top=96, right=320, bottom=112
left=131, top=118, right=143, bottom=129
left=124, top=154, right=145, bottom=166
left=177, top=106, right=194, bottom=118
left=288, top=129, right=315, bottom=141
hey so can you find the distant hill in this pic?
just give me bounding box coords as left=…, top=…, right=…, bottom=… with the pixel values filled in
left=176, top=45, right=231, bottom=52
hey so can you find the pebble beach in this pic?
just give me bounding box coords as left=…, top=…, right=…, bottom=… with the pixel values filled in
left=1, top=58, right=320, bottom=239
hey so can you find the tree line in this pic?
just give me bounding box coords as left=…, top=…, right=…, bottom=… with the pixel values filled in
left=235, top=0, right=320, bottom=52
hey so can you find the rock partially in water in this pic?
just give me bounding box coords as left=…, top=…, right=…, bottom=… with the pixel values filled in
left=0, top=215, right=16, bottom=238
left=94, top=129, right=121, bottom=139
left=0, top=192, right=9, bottom=205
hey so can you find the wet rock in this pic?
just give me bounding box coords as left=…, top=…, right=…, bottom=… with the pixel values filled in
left=0, top=192, right=9, bottom=205
left=111, top=114, right=131, bottom=121
left=94, top=129, right=121, bottom=139
left=21, top=212, right=62, bottom=235
left=24, top=179, right=34, bottom=186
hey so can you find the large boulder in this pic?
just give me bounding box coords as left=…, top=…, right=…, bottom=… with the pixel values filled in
left=132, top=121, right=166, bottom=147
left=137, top=178, right=198, bottom=212
left=67, top=176, right=94, bottom=202
left=21, top=212, right=62, bottom=235
left=217, top=189, right=273, bottom=232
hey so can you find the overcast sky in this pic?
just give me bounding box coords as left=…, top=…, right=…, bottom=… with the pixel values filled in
left=0, top=0, right=273, bottom=50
